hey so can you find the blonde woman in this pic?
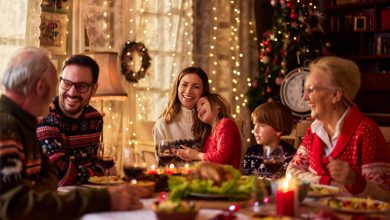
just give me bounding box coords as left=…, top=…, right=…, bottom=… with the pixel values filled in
left=287, top=56, right=390, bottom=201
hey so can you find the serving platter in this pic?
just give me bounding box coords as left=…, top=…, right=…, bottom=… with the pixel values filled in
left=320, top=196, right=390, bottom=214
left=88, top=176, right=124, bottom=185
left=307, top=184, right=340, bottom=197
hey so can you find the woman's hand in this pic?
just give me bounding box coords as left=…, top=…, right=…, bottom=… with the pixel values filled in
left=327, top=157, right=356, bottom=186
left=177, top=145, right=204, bottom=161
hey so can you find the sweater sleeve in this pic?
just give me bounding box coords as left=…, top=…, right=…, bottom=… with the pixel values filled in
left=286, top=132, right=322, bottom=183
left=203, top=119, right=239, bottom=164
left=352, top=120, right=390, bottom=201
left=0, top=121, right=110, bottom=220
left=37, top=118, right=104, bottom=186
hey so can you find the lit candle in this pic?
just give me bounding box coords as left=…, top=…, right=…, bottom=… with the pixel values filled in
left=275, top=173, right=297, bottom=217
left=165, top=163, right=175, bottom=175
left=181, top=163, right=192, bottom=175
left=147, top=164, right=158, bottom=175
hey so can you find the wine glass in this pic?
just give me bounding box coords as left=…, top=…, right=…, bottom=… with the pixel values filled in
left=263, top=145, right=285, bottom=179
left=157, top=140, right=177, bottom=167
left=98, top=143, right=117, bottom=186
left=122, top=147, right=147, bottom=182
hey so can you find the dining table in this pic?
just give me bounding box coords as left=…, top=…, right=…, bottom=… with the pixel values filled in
left=58, top=185, right=390, bottom=220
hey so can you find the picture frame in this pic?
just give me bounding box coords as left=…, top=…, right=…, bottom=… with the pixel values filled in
left=353, top=15, right=367, bottom=31
left=39, top=12, right=68, bottom=55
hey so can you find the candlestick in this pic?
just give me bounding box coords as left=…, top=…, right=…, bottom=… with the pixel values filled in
left=165, top=163, right=176, bottom=175
left=275, top=173, right=297, bottom=217
left=180, top=163, right=192, bottom=175
left=147, top=164, right=158, bottom=175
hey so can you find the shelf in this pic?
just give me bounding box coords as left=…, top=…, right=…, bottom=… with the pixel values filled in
left=327, top=0, right=390, bottom=10
left=344, top=55, right=390, bottom=60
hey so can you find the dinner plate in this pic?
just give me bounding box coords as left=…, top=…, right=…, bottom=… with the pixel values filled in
left=188, top=192, right=228, bottom=199
left=307, top=184, right=340, bottom=197
left=88, top=176, right=124, bottom=185
left=320, top=196, right=390, bottom=214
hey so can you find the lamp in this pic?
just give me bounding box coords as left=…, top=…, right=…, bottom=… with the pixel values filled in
left=83, top=52, right=128, bottom=101
left=83, top=52, right=128, bottom=158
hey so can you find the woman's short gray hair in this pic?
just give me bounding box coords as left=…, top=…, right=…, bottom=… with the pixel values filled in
left=1, top=47, right=54, bottom=95
left=309, top=56, right=361, bottom=106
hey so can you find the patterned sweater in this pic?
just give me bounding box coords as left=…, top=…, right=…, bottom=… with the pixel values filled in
left=154, top=107, right=200, bottom=165
left=242, top=140, right=296, bottom=177
left=287, top=105, right=390, bottom=201
left=37, top=96, right=104, bottom=186
left=203, top=118, right=242, bottom=169
left=0, top=95, right=109, bottom=220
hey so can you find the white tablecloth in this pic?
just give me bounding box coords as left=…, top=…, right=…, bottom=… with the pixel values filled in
left=80, top=198, right=250, bottom=220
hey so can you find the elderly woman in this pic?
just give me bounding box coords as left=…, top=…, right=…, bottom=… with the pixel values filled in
left=287, top=56, right=390, bottom=201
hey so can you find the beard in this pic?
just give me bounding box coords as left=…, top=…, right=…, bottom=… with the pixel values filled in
left=59, top=93, right=91, bottom=118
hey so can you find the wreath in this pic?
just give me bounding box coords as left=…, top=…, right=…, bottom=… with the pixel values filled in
left=120, top=41, right=151, bottom=83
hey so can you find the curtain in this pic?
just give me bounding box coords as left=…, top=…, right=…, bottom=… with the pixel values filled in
left=78, top=0, right=194, bottom=170
left=0, top=0, right=42, bottom=93
left=192, top=0, right=258, bottom=147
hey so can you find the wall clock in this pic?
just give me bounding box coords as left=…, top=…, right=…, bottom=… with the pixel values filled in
left=280, top=67, right=311, bottom=117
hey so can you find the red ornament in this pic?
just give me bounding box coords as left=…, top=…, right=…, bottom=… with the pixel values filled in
left=266, top=47, right=272, bottom=53
left=266, top=86, right=272, bottom=93
left=275, top=76, right=283, bottom=85
left=290, top=12, right=298, bottom=19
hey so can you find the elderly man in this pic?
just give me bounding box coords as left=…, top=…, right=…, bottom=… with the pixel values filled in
left=37, top=54, right=106, bottom=186
left=0, top=47, right=142, bottom=220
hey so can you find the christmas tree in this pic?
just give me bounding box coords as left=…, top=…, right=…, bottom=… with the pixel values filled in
left=247, top=0, right=330, bottom=112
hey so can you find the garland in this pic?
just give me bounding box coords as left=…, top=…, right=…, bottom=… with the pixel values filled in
left=120, top=41, right=151, bottom=83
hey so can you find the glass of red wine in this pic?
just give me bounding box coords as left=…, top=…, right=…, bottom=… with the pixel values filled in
left=98, top=143, right=117, bottom=186
left=157, top=140, right=176, bottom=166
left=263, top=145, right=285, bottom=179
left=122, top=148, right=147, bottom=182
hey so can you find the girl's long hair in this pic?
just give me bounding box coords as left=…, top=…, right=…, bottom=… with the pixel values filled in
left=192, top=93, right=232, bottom=142
left=161, top=67, right=210, bottom=123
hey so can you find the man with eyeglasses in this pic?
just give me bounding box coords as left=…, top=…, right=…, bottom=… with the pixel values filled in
left=0, top=48, right=142, bottom=219
left=37, top=54, right=105, bottom=186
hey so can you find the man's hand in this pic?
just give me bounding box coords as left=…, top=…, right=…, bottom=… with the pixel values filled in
left=327, top=157, right=356, bottom=186
left=107, top=184, right=143, bottom=211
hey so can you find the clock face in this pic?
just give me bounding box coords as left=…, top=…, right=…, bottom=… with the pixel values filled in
left=280, top=68, right=311, bottom=117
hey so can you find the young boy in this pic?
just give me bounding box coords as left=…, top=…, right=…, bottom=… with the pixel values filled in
left=243, top=102, right=296, bottom=178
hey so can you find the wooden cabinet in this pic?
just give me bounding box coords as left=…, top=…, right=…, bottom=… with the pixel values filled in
left=324, top=0, right=390, bottom=125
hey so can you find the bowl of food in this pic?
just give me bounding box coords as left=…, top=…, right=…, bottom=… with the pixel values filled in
left=152, top=200, right=198, bottom=220
left=127, top=180, right=156, bottom=198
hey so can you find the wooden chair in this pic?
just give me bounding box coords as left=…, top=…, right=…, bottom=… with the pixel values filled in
left=379, top=126, right=390, bottom=144
left=294, top=121, right=311, bottom=148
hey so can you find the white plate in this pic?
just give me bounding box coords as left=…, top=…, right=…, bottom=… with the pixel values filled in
left=188, top=192, right=228, bottom=199
left=308, top=184, right=340, bottom=197
left=321, top=196, right=390, bottom=214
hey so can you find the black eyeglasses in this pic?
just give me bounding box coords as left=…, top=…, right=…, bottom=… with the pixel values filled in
left=59, top=77, right=93, bottom=93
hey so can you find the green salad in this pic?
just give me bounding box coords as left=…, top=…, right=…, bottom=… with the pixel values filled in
left=168, top=163, right=254, bottom=201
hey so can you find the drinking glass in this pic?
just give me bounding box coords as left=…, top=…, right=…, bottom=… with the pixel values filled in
left=97, top=143, right=117, bottom=185
left=122, top=147, right=147, bottom=182
left=157, top=140, right=177, bottom=166
left=263, top=145, right=285, bottom=179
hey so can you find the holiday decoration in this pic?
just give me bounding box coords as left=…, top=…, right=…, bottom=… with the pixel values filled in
left=120, top=41, right=151, bottom=83
left=247, top=0, right=330, bottom=111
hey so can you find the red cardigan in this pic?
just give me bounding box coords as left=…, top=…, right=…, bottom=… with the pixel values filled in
left=203, top=118, right=242, bottom=169
left=287, top=106, right=390, bottom=199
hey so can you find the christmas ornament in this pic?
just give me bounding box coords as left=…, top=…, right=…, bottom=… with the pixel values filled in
left=275, top=76, right=283, bottom=85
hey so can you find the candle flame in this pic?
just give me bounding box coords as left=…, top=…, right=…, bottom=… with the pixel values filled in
left=131, top=179, right=137, bottom=184
left=151, top=164, right=156, bottom=170
left=184, top=163, right=190, bottom=168
left=169, top=164, right=175, bottom=169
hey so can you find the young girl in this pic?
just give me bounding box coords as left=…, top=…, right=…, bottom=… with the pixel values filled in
left=177, top=93, right=242, bottom=169
left=243, top=102, right=296, bottom=178
left=153, top=67, right=210, bottom=164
